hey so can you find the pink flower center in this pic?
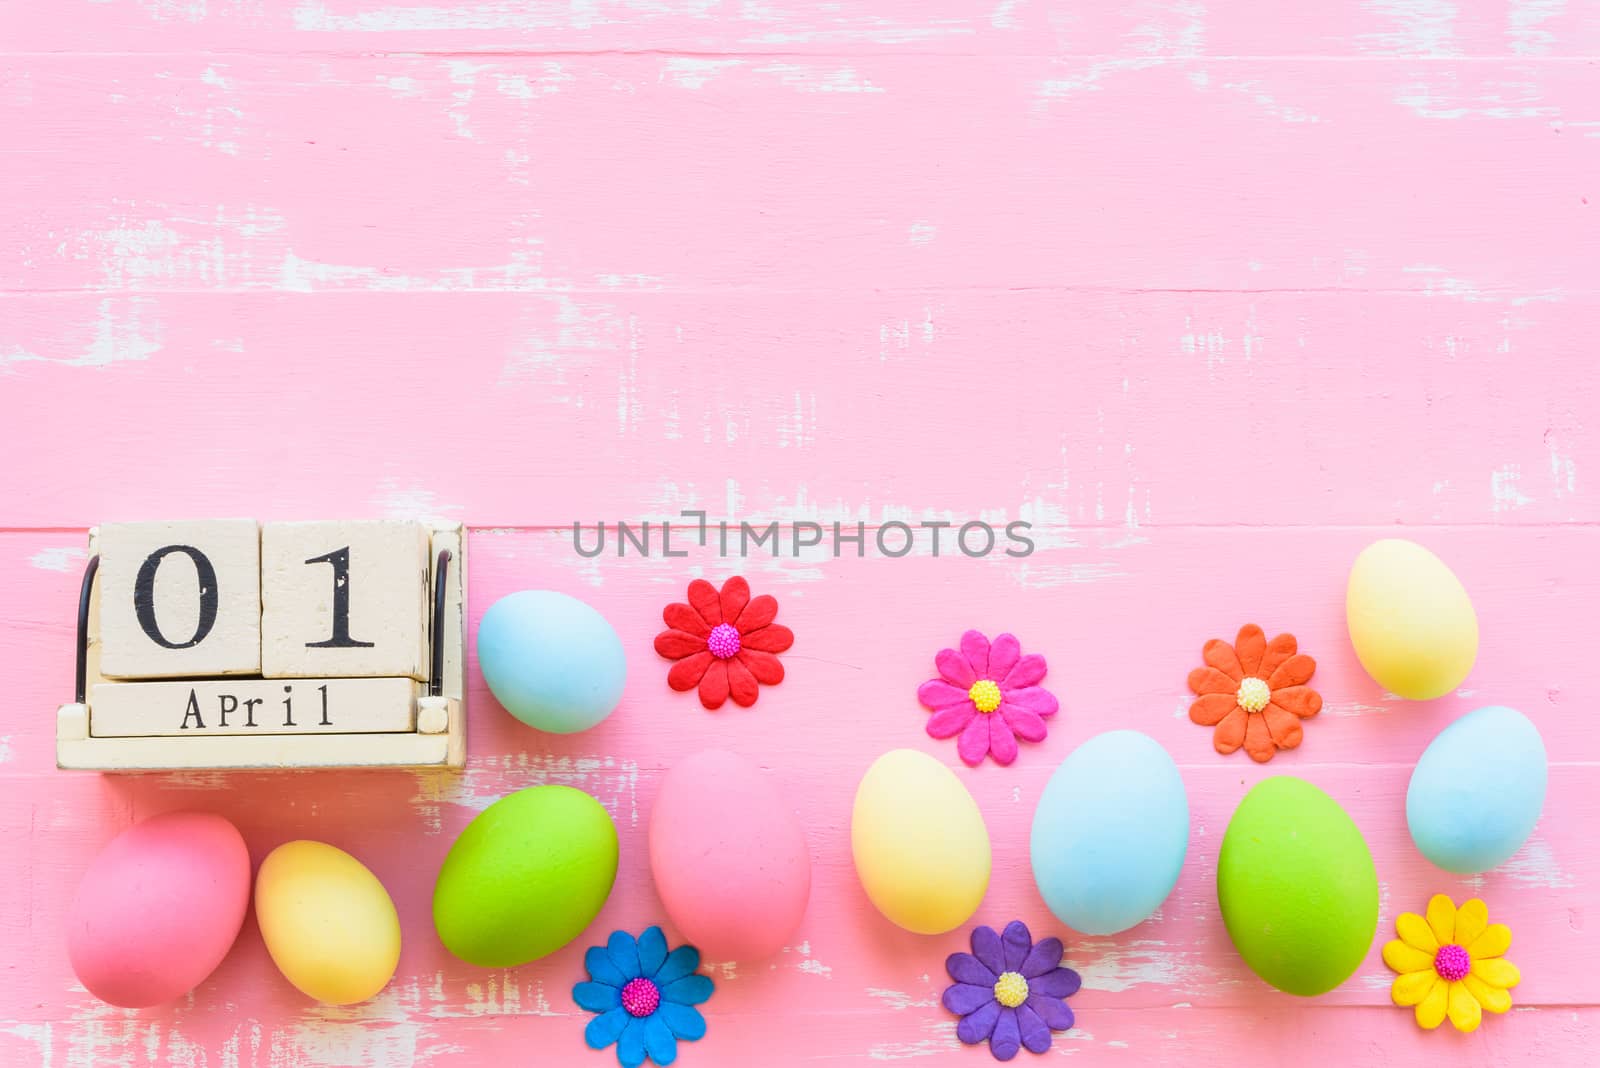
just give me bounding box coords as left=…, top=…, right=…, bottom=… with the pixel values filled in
left=707, top=626, right=742, bottom=658
left=621, top=977, right=660, bottom=1017
left=707, top=622, right=742, bottom=659
left=1434, top=944, right=1471, bottom=982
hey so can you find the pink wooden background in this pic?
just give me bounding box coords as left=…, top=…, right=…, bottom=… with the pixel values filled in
left=4, top=1, right=1599, bottom=1064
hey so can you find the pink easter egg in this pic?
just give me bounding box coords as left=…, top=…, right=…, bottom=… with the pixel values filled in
left=648, top=749, right=810, bottom=961
left=67, top=811, right=251, bottom=1007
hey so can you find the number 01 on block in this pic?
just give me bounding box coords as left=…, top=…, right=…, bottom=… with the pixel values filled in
left=56, top=519, right=466, bottom=772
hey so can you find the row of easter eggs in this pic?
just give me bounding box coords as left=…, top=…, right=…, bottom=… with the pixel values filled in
left=434, top=750, right=813, bottom=967
left=69, top=705, right=1544, bottom=1008
left=66, top=750, right=810, bottom=1008
left=855, top=706, right=1546, bottom=997
left=69, top=817, right=403, bottom=1007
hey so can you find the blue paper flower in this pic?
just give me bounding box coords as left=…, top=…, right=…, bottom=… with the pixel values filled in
left=574, top=927, right=713, bottom=1067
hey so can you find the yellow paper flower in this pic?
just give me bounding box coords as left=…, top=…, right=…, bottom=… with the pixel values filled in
left=1383, top=894, right=1521, bottom=1032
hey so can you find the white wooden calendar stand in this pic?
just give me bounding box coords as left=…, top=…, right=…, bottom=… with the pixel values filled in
left=56, top=521, right=467, bottom=772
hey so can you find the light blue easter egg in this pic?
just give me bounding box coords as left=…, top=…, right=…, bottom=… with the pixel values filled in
left=1407, top=705, right=1547, bottom=873
left=476, top=591, right=626, bottom=734
left=1030, top=730, right=1189, bottom=935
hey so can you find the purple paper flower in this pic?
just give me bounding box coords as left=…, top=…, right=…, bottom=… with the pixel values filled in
left=918, top=631, right=1058, bottom=766
left=943, top=921, right=1080, bottom=1061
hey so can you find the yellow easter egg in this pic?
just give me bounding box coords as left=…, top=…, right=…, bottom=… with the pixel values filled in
left=1346, top=539, right=1478, bottom=700
left=255, top=841, right=401, bottom=1005
left=851, top=749, right=991, bottom=934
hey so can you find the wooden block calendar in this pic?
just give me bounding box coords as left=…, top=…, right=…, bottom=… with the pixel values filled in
left=56, top=520, right=466, bottom=772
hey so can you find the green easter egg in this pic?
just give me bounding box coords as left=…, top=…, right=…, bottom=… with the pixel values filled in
left=433, top=785, right=618, bottom=967
left=1217, top=776, right=1378, bottom=996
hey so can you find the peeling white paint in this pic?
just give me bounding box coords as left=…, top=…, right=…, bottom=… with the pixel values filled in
left=1076, top=939, right=1211, bottom=993
left=1180, top=314, right=1228, bottom=371
left=1507, top=0, right=1566, bottom=55
left=791, top=940, right=833, bottom=978
left=749, top=23, right=971, bottom=48
left=661, top=58, right=742, bottom=90
left=1362, top=0, right=1462, bottom=55
left=90, top=218, right=227, bottom=289
left=1395, top=86, right=1558, bottom=121
left=296, top=2, right=566, bottom=33
left=1220, top=80, right=1322, bottom=123
left=492, top=65, right=575, bottom=100
left=137, top=0, right=211, bottom=23
left=752, top=64, right=884, bottom=94
left=154, top=770, right=232, bottom=792
left=373, top=480, right=465, bottom=520
left=276, top=1018, right=421, bottom=1067
left=412, top=753, right=641, bottom=831
left=774, top=391, right=817, bottom=450
left=703, top=960, right=739, bottom=982
left=462, top=972, right=522, bottom=1016
left=991, top=0, right=1023, bottom=30
left=180, top=65, right=243, bottom=156
left=382, top=75, right=425, bottom=99
left=501, top=297, right=628, bottom=382
left=85, top=298, right=161, bottom=367
left=866, top=1018, right=962, bottom=1060
left=1497, top=836, right=1575, bottom=889
left=1130, top=0, right=1207, bottom=56
left=866, top=987, right=938, bottom=1011
left=1547, top=439, right=1578, bottom=498
left=445, top=61, right=483, bottom=139
left=1, top=297, right=158, bottom=371
left=29, top=546, right=87, bottom=572
left=0, top=1022, right=53, bottom=1066
left=1324, top=698, right=1403, bottom=718
left=1036, top=58, right=1162, bottom=101
left=1491, top=464, right=1534, bottom=511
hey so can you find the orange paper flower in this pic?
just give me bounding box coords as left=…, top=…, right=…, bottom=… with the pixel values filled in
left=1187, top=624, right=1321, bottom=763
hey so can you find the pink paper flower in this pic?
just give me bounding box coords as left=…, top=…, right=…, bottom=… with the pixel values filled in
left=918, top=630, right=1058, bottom=766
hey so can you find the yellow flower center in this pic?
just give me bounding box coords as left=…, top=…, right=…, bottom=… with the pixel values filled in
left=1237, top=677, right=1271, bottom=713
left=993, top=971, right=1028, bottom=1008
left=969, top=679, right=1003, bottom=714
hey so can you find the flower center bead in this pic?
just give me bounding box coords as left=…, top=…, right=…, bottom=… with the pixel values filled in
left=1237, top=677, right=1271, bottom=713
left=707, top=623, right=742, bottom=659
left=1434, top=944, right=1471, bottom=982
left=969, top=679, right=1003, bottom=714
left=621, top=977, right=661, bottom=1018
left=993, top=971, right=1029, bottom=1009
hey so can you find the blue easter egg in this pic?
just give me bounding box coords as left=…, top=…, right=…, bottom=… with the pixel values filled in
left=1030, top=730, right=1189, bottom=935
left=476, top=591, right=626, bottom=734
left=1407, top=705, right=1547, bottom=873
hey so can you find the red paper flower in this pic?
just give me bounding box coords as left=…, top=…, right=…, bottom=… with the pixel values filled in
left=654, top=577, right=793, bottom=709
